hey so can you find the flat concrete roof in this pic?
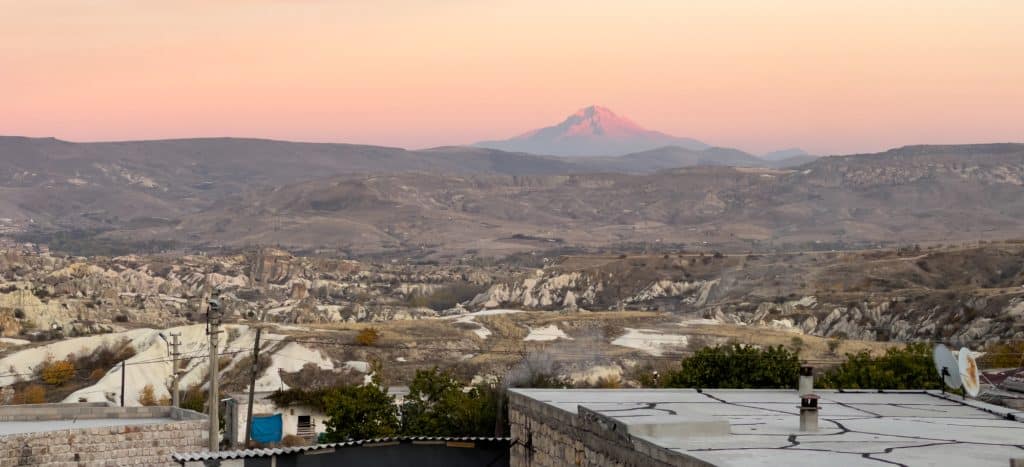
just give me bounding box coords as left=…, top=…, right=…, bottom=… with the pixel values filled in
left=511, top=389, right=1024, bottom=466
left=0, top=417, right=175, bottom=436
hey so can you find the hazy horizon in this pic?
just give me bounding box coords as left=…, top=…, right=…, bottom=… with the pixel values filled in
left=3, top=0, right=1023, bottom=155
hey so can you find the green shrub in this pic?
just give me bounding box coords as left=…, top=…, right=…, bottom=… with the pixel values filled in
left=400, top=367, right=501, bottom=437
left=818, top=343, right=939, bottom=390
left=321, top=384, right=399, bottom=441
left=663, top=344, right=800, bottom=389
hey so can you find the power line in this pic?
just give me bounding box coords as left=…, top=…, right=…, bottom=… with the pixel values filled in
left=3, top=335, right=1020, bottom=381
left=0, top=349, right=251, bottom=379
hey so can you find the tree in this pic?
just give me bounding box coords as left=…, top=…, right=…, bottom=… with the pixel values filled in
left=400, top=367, right=500, bottom=437
left=662, top=344, right=800, bottom=389
left=14, top=384, right=47, bottom=404
left=268, top=387, right=331, bottom=411
left=505, top=352, right=571, bottom=389
left=827, top=339, right=841, bottom=355
left=180, top=384, right=207, bottom=413
left=818, top=343, right=939, bottom=390
left=321, top=384, right=400, bottom=441
left=790, top=336, right=805, bottom=354
left=354, top=328, right=381, bottom=346
left=40, top=358, right=76, bottom=386
left=139, top=384, right=158, bottom=406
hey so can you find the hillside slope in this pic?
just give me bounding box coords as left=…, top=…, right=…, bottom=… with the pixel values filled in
left=117, top=144, right=1024, bottom=255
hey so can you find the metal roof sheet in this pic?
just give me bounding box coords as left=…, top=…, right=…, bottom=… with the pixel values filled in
left=171, top=436, right=512, bottom=462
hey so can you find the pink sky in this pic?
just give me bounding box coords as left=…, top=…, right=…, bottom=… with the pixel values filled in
left=2, top=0, right=1022, bottom=155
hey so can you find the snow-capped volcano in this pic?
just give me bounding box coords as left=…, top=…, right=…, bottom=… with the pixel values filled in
left=475, top=105, right=709, bottom=157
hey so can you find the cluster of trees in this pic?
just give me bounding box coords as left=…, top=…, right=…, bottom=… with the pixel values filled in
left=817, top=343, right=940, bottom=390
left=648, top=343, right=940, bottom=391
left=8, top=342, right=136, bottom=405
left=660, top=344, right=800, bottom=389
left=214, top=341, right=962, bottom=444
left=269, top=367, right=503, bottom=442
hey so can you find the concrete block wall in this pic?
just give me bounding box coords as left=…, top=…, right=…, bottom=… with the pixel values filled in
left=0, top=404, right=208, bottom=466
left=0, top=403, right=206, bottom=422
left=508, top=392, right=711, bottom=467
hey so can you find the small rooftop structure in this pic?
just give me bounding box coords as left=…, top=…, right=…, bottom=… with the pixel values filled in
left=0, top=402, right=207, bottom=466
left=509, top=388, right=1024, bottom=467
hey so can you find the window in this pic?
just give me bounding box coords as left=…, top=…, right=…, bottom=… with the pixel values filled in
left=297, top=415, right=315, bottom=438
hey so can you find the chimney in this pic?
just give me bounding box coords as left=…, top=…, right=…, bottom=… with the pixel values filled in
left=800, top=394, right=820, bottom=432
left=798, top=366, right=818, bottom=432
left=799, top=366, right=814, bottom=395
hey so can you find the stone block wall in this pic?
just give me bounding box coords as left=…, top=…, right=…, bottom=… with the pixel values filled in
left=0, top=404, right=208, bottom=466
left=508, top=391, right=710, bottom=467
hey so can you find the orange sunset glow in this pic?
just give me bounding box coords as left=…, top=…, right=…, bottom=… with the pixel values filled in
left=3, top=0, right=1022, bottom=154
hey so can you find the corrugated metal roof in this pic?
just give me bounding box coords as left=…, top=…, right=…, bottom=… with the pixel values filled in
left=171, top=436, right=512, bottom=462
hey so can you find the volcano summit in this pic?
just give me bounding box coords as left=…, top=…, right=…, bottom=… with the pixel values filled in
left=475, top=105, right=709, bottom=156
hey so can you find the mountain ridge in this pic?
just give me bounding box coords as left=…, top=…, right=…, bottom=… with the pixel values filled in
left=119, top=144, right=1024, bottom=255
left=475, top=105, right=709, bottom=156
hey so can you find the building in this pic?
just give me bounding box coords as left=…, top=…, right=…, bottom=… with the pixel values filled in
left=227, top=391, right=329, bottom=446
left=228, top=386, right=411, bottom=447
left=172, top=436, right=511, bottom=467
left=509, top=388, right=1024, bottom=466
left=0, top=402, right=207, bottom=466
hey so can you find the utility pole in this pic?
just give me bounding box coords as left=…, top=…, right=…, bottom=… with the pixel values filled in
left=120, top=360, right=126, bottom=407
left=170, top=332, right=182, bottom=408
left=207, top=293, right=223, bottom=452
left=243, top=326, right=262, bottom=448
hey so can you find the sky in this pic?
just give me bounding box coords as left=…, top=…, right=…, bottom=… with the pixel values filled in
left=2, top=0, right=1023, bottom=155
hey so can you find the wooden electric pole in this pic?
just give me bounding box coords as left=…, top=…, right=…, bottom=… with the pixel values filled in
left=170, top=332, right=182, bottom=408
left=243, top=326, right=262, bottom=448
left=120, top=360, right=126, bottom=407
left=207, top=293, right=223, bottom=452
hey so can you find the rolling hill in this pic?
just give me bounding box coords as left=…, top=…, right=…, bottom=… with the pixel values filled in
left=110, top=144, right=1024, bottom=256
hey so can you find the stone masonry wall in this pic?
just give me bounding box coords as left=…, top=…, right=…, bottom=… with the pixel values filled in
left=508, top=391, right=711, bottom=467
left=0, top=405, right=208, bottom=466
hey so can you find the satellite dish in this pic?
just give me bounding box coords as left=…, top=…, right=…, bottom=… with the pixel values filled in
left=958, top=347, right=980, bottom=397
left=933, top=344, right=961, bottom=390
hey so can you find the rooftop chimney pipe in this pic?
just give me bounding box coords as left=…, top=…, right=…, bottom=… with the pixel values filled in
left=799, top=365, right=814, bottom=396
left=798, top=366, right=818, bottom=432
left=800, top=394, right=820, bottom=432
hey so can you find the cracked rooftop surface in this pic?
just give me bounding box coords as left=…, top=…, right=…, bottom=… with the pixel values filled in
left=513, top=389, right=1024, bottom=466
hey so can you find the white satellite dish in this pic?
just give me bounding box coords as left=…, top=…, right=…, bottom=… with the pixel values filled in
left=933, top=344, right=961, bottom=390
left=958, top=347, right=980, bottom=397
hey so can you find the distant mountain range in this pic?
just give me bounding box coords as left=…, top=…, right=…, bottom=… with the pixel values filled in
left=0, top=135, right=785, bottom=234
left=761, top=147, right=810, bottom=161
left=2, top=131, right=1023, bottom=256
left=475, top=105, right=710, bottom=156
left=113, top=143, right=1024, bottom=256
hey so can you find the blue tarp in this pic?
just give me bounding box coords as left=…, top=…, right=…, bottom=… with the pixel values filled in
left=251, top=413, right=283, bottom=443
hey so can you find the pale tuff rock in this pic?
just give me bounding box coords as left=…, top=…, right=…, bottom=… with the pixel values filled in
left=523, top=325, right=571, bottom=342
left=471, top=272, right=591, bottom=309
left=562, top=290, right=578, bottom=310
left=626, top=279, right=718, bottom=306
left=1007, top=298, right=1024, bottom=318
left=568, top=364, right=623, bottom=385
left=611, top=328, right=689, bottom=356
left=472, top=273, right=716, bottom=311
